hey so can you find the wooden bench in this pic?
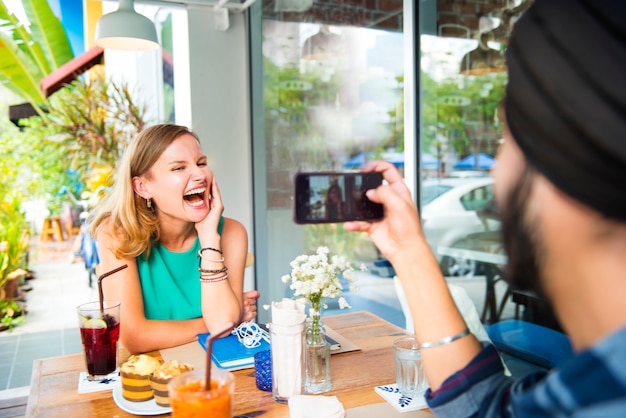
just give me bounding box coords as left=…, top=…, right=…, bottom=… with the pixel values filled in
left=0, top=387, right=28, bottom=418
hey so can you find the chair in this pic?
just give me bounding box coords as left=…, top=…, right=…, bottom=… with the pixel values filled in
left=393, top=277, right=511, bottom=374
left=485, top=319, right=574, bottom=370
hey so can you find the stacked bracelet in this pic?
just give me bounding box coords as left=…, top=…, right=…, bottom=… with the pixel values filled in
left=199, top=272, right=229, bottom=283
left=198, top=247, right=228, bottom=282
left=418, top=328, right=470, bottom=349
left=199, top=247, right=223, bottom=256
left=199, top=266, right=228, bottom=274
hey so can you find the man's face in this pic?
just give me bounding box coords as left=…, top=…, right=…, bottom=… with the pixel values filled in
left=492, top=135, right=546, bottom=296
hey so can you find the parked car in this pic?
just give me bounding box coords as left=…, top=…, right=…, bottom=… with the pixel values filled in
left=354, top=177, right=501, bottom=278
left=421, top=177, right=500, bottom=277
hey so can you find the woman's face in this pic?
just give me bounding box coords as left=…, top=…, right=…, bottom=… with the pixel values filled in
left=138, top=133, right=214, bottom=223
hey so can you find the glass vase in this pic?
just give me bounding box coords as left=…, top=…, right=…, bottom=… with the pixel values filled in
left=304, top=313, right=332, bottom=394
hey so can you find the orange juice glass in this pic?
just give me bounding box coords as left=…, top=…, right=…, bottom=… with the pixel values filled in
left=168, top=369, right=234, bottom=418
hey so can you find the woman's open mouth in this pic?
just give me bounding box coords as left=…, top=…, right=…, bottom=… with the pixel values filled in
left=183, top=187, right=206, bottom=208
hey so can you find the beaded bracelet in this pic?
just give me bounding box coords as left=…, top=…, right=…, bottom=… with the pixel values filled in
left=418, top=328, right=470, bottom=349
left=199, top=272, right=229, bottom=283
left=199, top=247, right=223, bottom=256
left=198, top=266, right=228, bottom=274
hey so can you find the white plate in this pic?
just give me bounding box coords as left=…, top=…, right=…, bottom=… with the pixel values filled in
left=112, top=385, right=172, bottom=416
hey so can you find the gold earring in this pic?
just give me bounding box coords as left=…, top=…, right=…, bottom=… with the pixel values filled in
left=147, top=198, right=152, bottom=209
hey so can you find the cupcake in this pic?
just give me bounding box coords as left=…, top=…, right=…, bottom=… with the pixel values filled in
left=150, top=360, right=194, bottom=407
left=120, top=354, right=162, bottom=402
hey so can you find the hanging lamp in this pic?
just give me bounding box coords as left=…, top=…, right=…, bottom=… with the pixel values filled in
left=94, top=0, right=159, bottom=51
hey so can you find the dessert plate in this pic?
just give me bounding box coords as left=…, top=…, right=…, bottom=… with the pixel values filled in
left=112, top=385, right=172, bottom=416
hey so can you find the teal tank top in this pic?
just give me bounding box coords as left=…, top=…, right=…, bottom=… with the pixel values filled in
left=137, top=217, right=224, bottom=320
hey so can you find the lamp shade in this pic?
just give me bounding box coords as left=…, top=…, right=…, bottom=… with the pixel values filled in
left=95, top=0, right=159, bottom=51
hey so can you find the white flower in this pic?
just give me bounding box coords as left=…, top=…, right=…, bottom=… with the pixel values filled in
left=282, top=246, right=360, bottom=314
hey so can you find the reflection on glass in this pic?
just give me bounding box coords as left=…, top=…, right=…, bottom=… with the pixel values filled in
left=420, top=0, right=529, bottom=277
left=262, top=17, right=404, bottom=258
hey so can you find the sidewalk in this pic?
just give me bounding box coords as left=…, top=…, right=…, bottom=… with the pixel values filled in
left=0, top=238, right=96, bottom=394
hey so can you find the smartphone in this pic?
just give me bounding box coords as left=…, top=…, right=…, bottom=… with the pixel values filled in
left=293, top=172, right=384, bottom=224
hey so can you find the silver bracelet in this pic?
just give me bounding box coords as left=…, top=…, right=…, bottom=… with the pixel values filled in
left=419, top=328, right=470, bottom=349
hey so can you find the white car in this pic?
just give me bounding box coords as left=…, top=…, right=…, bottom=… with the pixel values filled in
left=421, top=177, right=500, bottom=277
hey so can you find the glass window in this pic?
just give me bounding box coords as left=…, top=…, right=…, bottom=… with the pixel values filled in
left=257, top=1, right=406, bottom=311
left=419, top=0, right=530, bottom=279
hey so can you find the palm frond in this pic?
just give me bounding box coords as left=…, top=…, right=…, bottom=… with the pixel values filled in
left=0, top=30, right=46, bottom=106
left=21, top=0, right=73, bottom=69
left=0, top=1, right=50, bottom=75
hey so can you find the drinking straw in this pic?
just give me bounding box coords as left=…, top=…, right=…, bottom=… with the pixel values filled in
left=205, top=322, right=235, bottom=391
left=96, top=264, right=128, bottom=314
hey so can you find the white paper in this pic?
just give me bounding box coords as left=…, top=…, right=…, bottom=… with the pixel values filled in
left=289, top=395, right=345, bottom=418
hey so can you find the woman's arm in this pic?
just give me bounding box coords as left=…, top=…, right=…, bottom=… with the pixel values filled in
left=96, top=225, right=207, bottom=354
left=344, top=161, right=483, bottom=390
left=194, top=176, right=247, bottom=334
left=199, top=216, right=248, bottom=332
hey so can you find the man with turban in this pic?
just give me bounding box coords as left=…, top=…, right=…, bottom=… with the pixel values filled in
left=345, top=0, right=626, bottom=415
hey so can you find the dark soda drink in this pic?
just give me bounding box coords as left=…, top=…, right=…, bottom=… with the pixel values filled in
left=80, top=315, right=120, bottom=377
left=77, top=301, right=121, bottom=380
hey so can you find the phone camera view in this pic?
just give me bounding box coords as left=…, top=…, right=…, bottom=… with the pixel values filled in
left=294, top=172, right=383, bottom=224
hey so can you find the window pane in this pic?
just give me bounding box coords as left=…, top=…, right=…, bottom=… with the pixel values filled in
left=260, top=1, right=405, bottom=308
left=419, top=0, right=529, bottom=323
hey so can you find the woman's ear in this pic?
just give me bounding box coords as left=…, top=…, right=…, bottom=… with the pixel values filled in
left=132, top=176, right=150, bottom=200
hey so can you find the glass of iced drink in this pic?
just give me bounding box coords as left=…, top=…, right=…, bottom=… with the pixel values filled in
left=168, top=368, right=234, bottom=418
left=76, top=301, right=121, bottom=381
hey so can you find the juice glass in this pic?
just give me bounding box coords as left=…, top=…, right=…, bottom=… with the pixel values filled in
left=77, top=301, right=121, bottom=381
left=168, top=368, right=234, bottom=418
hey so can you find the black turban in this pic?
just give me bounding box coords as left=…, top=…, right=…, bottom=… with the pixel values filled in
left=505, top=0, right=626, bottom=220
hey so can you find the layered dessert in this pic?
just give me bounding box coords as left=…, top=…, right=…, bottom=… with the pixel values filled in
left=120, top=354, right=162, bottom=402
left=150, top=360, right=195, bottom=407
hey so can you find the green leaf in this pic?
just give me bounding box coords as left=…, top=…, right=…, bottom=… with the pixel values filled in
left=0, top=30, right=46, bottom=105
left=0, top=0, right=51, bottom=76
left=21, top=0, right=73, bottom=69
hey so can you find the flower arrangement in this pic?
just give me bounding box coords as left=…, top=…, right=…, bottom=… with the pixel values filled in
left=281, top=246, right=360, bottom=335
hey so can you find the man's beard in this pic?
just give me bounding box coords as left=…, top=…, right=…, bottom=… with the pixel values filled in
left=499, top=166, right=547, bottom=298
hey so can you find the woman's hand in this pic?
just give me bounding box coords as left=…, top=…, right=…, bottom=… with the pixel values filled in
left=195, top=175, right=224, bottom=238
left=242, top=290, right=260, bottom=322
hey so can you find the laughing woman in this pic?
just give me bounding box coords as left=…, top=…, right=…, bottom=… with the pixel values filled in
left=90, top=124, right=259, bottom=354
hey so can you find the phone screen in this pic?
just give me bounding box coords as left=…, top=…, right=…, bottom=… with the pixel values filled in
left=293, top=172, right=384, bottom=224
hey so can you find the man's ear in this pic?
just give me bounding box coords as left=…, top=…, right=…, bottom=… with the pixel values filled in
left=132, top=176, right=150, bottom=199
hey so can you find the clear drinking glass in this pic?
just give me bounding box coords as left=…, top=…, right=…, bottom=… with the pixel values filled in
left=392, top=336, right=428, bottom=398
left=269, top=321, right=305, bottom=403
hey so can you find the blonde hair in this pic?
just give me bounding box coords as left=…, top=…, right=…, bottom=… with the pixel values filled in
left=89, top=124, right=200, bottom=259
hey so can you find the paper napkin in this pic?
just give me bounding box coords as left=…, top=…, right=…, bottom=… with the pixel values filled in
left=375, top=383, right=428, bottom=413
left=289, top=395, right=345, bottom=418
left=77, top=371, right=120, bottom=394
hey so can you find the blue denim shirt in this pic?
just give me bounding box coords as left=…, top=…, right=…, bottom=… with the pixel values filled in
left=427, top=327, right=626, bottom=417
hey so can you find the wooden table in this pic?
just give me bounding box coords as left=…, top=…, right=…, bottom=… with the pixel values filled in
left=26, top=311, right=431, bottom=417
